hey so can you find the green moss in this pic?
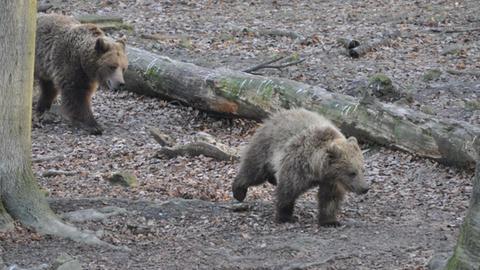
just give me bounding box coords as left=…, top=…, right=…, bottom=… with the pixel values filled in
left=465, top=99, right=480, bottom=111
left=368, top=73, right=392, bottom=86
left=179, top=38, right=193, bottom=49
left=215, top=77, right=303, bottom=109
left=145, top=66, right=159, bottom=78
left=423, top=69, right=442, bottom=82
left=107, top=172, right=138, bottom=187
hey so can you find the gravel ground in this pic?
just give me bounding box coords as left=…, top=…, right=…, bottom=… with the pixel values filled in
left=1, top=0, right=478, bottom=269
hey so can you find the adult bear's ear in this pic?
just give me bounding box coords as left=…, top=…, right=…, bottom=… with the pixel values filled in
left=116, top=36, right=127, bottom=48
left=95, top=38, right=109, bottom=53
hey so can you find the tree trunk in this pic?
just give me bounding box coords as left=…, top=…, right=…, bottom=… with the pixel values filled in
left=444, top=143, right=480, bottom=269
left=124, top=47, right=480, bottom=169
left=0, top=0, right=112, bottom=247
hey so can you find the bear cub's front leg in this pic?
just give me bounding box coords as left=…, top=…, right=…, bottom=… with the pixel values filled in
left=317, top=185, right=344, bottom=227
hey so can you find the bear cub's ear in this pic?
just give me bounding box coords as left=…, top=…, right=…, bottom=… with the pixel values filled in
left=326, top=142, right=342, bottom=160
left=347, top=136, right=358, bottom=144
left=95, top=38, right=109, bottom=53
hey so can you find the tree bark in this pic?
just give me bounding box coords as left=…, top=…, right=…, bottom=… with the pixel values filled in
left=124, top=47, right=480, bottom=169
left=0, top=0, right=113, bottom=247
left=444, top=143, right=480, bottom=269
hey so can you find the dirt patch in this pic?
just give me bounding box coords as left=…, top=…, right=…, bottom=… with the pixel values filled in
left=1, top=0, right=478, bottom=269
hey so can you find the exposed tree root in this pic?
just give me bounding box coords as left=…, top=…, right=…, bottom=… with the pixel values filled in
left=1, top=170, right=126, bottom=250
left=0, top=200, right=14, bottom=232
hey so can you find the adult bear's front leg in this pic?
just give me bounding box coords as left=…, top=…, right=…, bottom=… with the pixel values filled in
left=59, top=79, right=103, bottom=135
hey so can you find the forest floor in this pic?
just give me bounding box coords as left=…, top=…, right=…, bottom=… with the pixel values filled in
left=1, top=0, right=479, bottom=269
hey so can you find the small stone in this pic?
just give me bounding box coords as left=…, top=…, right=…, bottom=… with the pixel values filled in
left=107, top=171, right=138, bottom=187
left=420, top=105, right=435, bottom=115
left=427, top=253, right=450, bottom=270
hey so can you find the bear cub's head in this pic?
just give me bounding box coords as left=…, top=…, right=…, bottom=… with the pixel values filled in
left=94, top=37, right=129, bottom=90
left=324, top=136, right=369, bottom=195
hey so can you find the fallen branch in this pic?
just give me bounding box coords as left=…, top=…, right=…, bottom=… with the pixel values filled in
left=240, top=28, right=303, bottom=40
left=32, top=155, right=65, bottom=163
left=348, top=31, right=400, bottom=58
left=42, top=169, right=78, bottom=178
left=149, top=127, right=175, bottom=147
left=446, top=69, right=480, bottom=77
left=243, top=56, right=305, bottom=73
left=124, top=47, right=480, bottom=169
left=157, top=142, right=238, bottom=161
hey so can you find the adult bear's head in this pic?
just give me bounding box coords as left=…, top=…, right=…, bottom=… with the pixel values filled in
left=94, top=36, right=128, bottom=90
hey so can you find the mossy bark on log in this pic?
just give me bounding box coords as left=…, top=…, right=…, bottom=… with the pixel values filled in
left=444, top=143, right=480, bottom=270
left=124, top=47, right=480, bottom=169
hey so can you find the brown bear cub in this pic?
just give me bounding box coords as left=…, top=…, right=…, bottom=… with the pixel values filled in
left=35, top=14, right=128, bottom=135
left=232, top=109, right=369, bottom=226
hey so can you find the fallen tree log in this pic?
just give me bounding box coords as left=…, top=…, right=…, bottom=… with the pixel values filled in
left=124, top=47, right=480, bottom=169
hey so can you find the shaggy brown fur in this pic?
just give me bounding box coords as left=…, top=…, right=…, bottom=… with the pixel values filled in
left=232, top=109, right=369, bottom=226
left=35, top=14, right=128, bottom=135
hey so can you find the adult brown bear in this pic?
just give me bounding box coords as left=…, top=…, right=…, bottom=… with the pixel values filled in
left=232, top=109, right=369, bottom=226
left=35, top=14, right=128, bottom=135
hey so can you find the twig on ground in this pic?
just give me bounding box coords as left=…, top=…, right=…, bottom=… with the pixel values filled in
left=431, top=27, right=480, bottom=34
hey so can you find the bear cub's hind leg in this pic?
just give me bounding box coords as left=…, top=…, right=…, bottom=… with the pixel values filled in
left=232, top=163, right=276, bottom=202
